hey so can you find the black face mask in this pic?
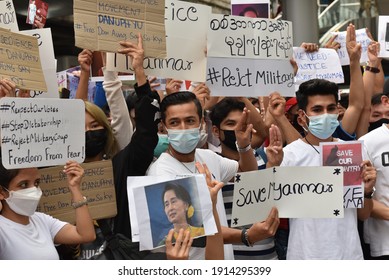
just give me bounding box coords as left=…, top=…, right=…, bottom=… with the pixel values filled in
left=220, top=129, right=237, bottom=151
left=85, top=128, right=108, bottom=158
left=368, top=118, right=389, bottom=132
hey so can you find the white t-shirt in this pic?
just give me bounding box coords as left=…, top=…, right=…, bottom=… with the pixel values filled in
left=281, top=138, right=363, bottom=260
left=0, top=212, right=67, bottom=260
left=147, top=148, right=238, bottom=260
left=359, top=124, right=389, bottom=257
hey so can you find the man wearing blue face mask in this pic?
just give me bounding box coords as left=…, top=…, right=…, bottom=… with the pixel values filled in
left=267, top=78, right=376, bottom=260
left=147, top=91, right=278, bottom=260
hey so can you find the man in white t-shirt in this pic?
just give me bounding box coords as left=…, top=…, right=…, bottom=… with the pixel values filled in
left=267, top=78, right=376, bottom=259
left=360, top=123, right=389, bottom=259
left=147, top=91, right=279, bottom=260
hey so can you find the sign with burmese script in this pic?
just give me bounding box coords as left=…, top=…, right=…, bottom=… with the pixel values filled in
left=231, top=166, right=344, bottom=227
left=0, top=27, right=47, bottom=91
left=0, top=0, right=19, bottom=31
left=37, top=160, right=116, bottom=224
left=320, top=141, right=364, bottom=209
left=293, top=47, right=344, bottom=85
left=106, top=0, right=211, bottom=82
left=0, top=98, right=85, bottom=168
left=74, top=0, right=166, bottom=58
left=206, top=15, right=294, bottom=96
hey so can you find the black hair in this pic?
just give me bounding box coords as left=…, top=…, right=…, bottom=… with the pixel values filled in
left=371, top=93, right=389, bottom=106
left=0, top=152, right=19, bottom=190
left=296, top=79, right=338, bottom=111
left=209, top=98, right=245, bottom=128
left=162, top=183, right=192, bottom=206
left=160, top=91, right=202, bottom=123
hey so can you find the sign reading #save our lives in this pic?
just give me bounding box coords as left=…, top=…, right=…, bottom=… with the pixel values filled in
left=231, top=166, right=344, bottom=227
left=38, top=160, right=117, bottom=224
left=0, top=98, right=85, bottom=169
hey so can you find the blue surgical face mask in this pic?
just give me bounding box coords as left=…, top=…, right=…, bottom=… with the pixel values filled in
left=167, top=127, right=201, bottom=154
left=154, top=134, right=169, bottom=157
left=305, top=112, right=339, bottom=139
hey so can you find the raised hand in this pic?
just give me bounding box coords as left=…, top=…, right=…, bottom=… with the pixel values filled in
left=267, top=92, right=286, bottom=119
left=324, top=34, right=341, bottom=51
left=78, top=49, right=93, bottom=73
left=247, top=207, right=279, bottom=244
left=346, top=23, right=362, bottom=62
left=165, top=79, right=183, bottom=95
left=63, top=160, right=84, bottom=189
left=266, top=124, right=283, bottom=167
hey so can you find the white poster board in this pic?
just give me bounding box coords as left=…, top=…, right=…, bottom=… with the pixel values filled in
left=106, top=0, right=211, bottom=82
left=0, top=98, right=85, bottom=168
left=0, top=0, right=18, bottom=31
left=378, top=16, right=389, bottom=58
left=19, top=28, right=58, bottom=98
left=332, top=28, right=371, bottom=65
left=206, top=57, right=295, bottom=97
left=231, top=166, right=344, bottom=227
left=131, top=175, right=217, bottom=251
left=207, top=14, right=293, bottom=59
left=293, top=47, right=344, bottom=85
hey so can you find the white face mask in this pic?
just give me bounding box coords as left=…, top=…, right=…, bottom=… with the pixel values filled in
left=5, top=187, right=42, bottom=216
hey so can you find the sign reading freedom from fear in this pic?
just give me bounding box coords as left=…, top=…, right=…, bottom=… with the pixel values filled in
left=74, top=0, right=166, bottom=58
left=231, top=166, right=344, bottom=227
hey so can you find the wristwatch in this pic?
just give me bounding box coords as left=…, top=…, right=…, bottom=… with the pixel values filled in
left=365, top=66, right=380, bottom=73
left=71, top=196, right=88, bottom=209
left=364, top=188, right=375, bottom=199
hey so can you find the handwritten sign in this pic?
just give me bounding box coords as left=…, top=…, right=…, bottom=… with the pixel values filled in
left=0, top=98, right=85, bottom=169
left=106, top=0, right=211, bottom=82
left=74, top=0, right=166, bottom=58
left=206, top=57, right=295, bottom=97
left=332, top=28, right=371, bottom=65
left=0, top=27, right=47, bottom=91
left=320, top=141, right=364, bottom=209
left=378, top=16, right=389, bottom=58
left=231, top=166, right=344, bottom=227
left=0, top=0, right=18, bottom=31
left=293, top=47, right=344, bottom=85
left=19, top=28, right=58, bottom=98
left=207, top=14, right=293, bottom=59
left=37, top=160, right=116, bottom=224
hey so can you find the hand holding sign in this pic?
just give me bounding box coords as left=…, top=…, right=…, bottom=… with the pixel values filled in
left=0, top=79, right=16, bottom=98
left=324, top=35, right=341, bottom=51
left=247, top=207, right=279, bottom=244
left=78, top=49, right=93, bottom=73
left=165, top=228, right=192, bottom=260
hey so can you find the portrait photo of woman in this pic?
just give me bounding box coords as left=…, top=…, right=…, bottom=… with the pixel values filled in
left=144, top=177, right=205, bottom=248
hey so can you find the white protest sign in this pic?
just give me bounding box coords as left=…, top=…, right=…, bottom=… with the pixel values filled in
left=378, top=16, right=389, bottom=57
left=207, top=14, right=293, bottom=59
left=333, top=28, right=371, bottom=65
left=19, top=28, right=58, bottom=98
left=0, top=98, right=85, bottom=168
left=320, top=141, right=364, bottom=209
left=293, top=47, right=344, bottom=85
left=0, top=0, right=18, bottom=31
left=231, top=166, right=344, bottom=227
left=106, top=0, right=211, bottom=82
left=206, top=57, right=295, bottom=97
left=132, top=175, right=217, bottom=251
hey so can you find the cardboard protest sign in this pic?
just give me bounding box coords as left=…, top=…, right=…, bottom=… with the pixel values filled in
left=231, top=166, right=344, bottom=227
left=0, top=98, right=85, bottom=168
left=131, top=175, right=217, bottom=251
left=231, top=0, right=270, bottom=19
left=378, top=16, right=389, bottom=58
left=332, top=28, right=371, bottom=65
left=206, top=57, right=295, bottom=97
left=106, top=0, right=211, bottom=82
left=0, top=27, right=47, bottom=91
left=320, top=141, right=364, bottom=208
left=207, top=14, right=293, bottom=59
left=19, top=28, right=58, bottom=98
left=74, top=0, right=166, bottom=58
left=293, top=47, right=344, bottom=85
left=37, top=160, right=116, bottom=224
left=0, top=0, right=18, bottom=31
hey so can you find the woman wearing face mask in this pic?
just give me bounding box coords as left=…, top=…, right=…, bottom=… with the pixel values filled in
left=0, top=160, right=95, bottom=260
